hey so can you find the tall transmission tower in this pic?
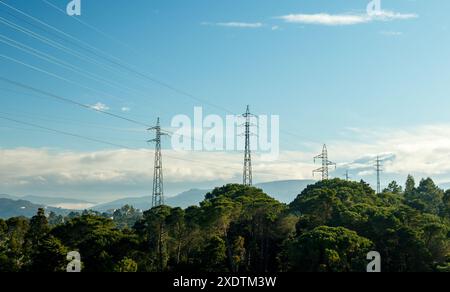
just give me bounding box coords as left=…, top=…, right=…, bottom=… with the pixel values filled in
left=344, top=170, right=350, bottom=181
left=313, top=144, right=336, bottom=181
left=148, top=118, right=168, bottom=208
left=375, top=156, right=383, bottom=194
left=242, top=105, right=255, bottom=186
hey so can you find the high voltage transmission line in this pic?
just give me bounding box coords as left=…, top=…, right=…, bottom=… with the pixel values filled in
left=0, top=3, right=232, bottom=113
left=0, top=78, right=311, bottom=169
left=0, top=77, right=206, bottom=146
left=0, top=115, right=134, bottom=149
left=0, top=33, right=150, bottom=97
left=0, top=0, right=317, bottom=147
left=0, top=114, right=288, bottom=179
left=0, top=0, right=337, bottom=195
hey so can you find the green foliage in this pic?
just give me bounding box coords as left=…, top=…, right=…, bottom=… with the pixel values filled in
left=114, top=257, right=138, bottom=272
left=405, top=178, right=444, bottom=215
left=0, top=178, right=449, bottom=272
left=0, top=217, right=29, bottom=271
left=113, top=205, right=143, bottom=229
left=284, top=226, right=373, bottom=272
left=384, top=181, right=403, bottom=194
left=51, top=214, right=139, bottom=272
left=289, top=177, right=450, bottom=272
left=201, top=235, right=227, bottom=272
left=405, top=175, right=416, bottom=196
left=29, top=235, right=68, bottom=272
left=442, top=190, right=450, bottom=219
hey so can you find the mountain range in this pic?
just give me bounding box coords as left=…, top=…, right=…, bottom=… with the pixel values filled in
left=0, top=180, right=315, bottom=218
left=0, top=198, right=73, bottom=219
left=93, top=180, right=315, bottom=212
left=0, top=194, right=95, bottom=209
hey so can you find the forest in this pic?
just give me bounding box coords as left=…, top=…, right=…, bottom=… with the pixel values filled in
left=0, top=176, right=449, bottom=272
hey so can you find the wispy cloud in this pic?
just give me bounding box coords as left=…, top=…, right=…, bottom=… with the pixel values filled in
left=202, top=21, right=264, bottom=28
left=4, top=124, right=450, bottom=201
left=121, top=107, right=131, bottom=112
left=278, top=10, right=417, bottom=26
left=90, top=102, right=110, bottom=111
left=380, top=31, right=403, bottom=36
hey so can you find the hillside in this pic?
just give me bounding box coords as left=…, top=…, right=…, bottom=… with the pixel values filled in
left=0, top=198, right=71, bottom=219
left=2, top=178, right=449, bottom=272
left=93, top=188, right=210, bottom=212
left=0, top=194, right=94, bottom=210
left=255, top=180, right=315, bottom=203
left=93, top=180, right=315, bottom=211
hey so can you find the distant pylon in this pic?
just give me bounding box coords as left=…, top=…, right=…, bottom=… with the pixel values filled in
left=344, top=170, right=350, bottom=181
left=375, top=156, right=383, bottom=194
left=313, top=144, right=336, bottom=181
left=242, top=105, right=255, bottom=186
left=148, top=118, right=169, bottom=208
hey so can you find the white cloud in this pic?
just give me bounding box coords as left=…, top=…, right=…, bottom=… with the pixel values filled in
left=90, top=102, right=110, bottom=111
left=3, top=124, right=450, bottom=201
left=380, top=31, right=403, bottom=36
left=121, top=107, right=131, bottom=112
left=278, top=10, right=417, bottom=26
left=279, top=13, right=368, bottom=26
left=202, top=22, right=264, bottom=28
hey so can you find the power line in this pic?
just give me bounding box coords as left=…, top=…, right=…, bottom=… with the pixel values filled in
left=1, top=1, right=317, bottom=148
left=0, top=112, right=292, bottom=180
left=0, top=16, right=129, bottom=80
left=0, top=33, right=149, bottom=98
left=0, top=115, right=133, bottom=149
left=0, top=0, right=134, bottom=68
left=0, top=77, right=216, bottom=148
left=40, top=0, right=161, bottom=69
left=0, top=77, right=149, bottom=127
left=0, top=5, right=232, bottom=114
left=0, top=109, right=145, bottom=134
left=0, top=53, right=126, bottom=103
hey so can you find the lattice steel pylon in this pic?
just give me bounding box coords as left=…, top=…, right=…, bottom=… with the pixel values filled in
left=344, top=170, right=350, bottom=181
left=375, top=156, right=383, bottom=194
left=313, top=144, right=336, bottom=181
left=148, top=118, right=169, bottom=208
left=242, top=105, right=255, bottom=186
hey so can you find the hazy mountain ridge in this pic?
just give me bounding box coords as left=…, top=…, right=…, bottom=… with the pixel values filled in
left=0, top=198, right=72, bottom=219
left=92, top=180, right=315, bottom=211
left=93, top=188, right=210, bottom=212
left=0, top=194, right=94, bottom=209
left=0, top=180, right=316, bottom=217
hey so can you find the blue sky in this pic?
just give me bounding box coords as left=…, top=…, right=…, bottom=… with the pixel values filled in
left=1, top=0, right=450, bottom=203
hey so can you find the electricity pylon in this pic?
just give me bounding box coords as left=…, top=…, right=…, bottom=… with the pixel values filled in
left=148, top=118, right=168, bottom=208
left=313, top=144, right=336, bottom=181
left=375, top=156, right=383, bottom=194
left=242, top=105, right=256, bottom=186
left=344, top=170, right=350, bottom=181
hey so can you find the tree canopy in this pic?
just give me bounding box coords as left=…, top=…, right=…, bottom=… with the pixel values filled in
left=0, top=177, right=449, bottom=272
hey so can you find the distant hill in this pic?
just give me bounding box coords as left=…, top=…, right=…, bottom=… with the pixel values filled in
left=255, top=180, right=316, bottom=203
left=0, top=198, right=72, bottom=219
left=0, top=194, right=94, bottom=210
left=93, top=188, right=210, bottom=212
left=439, top=182, right=450, bottom=191
left=92, top=180, right=315, bottom=212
